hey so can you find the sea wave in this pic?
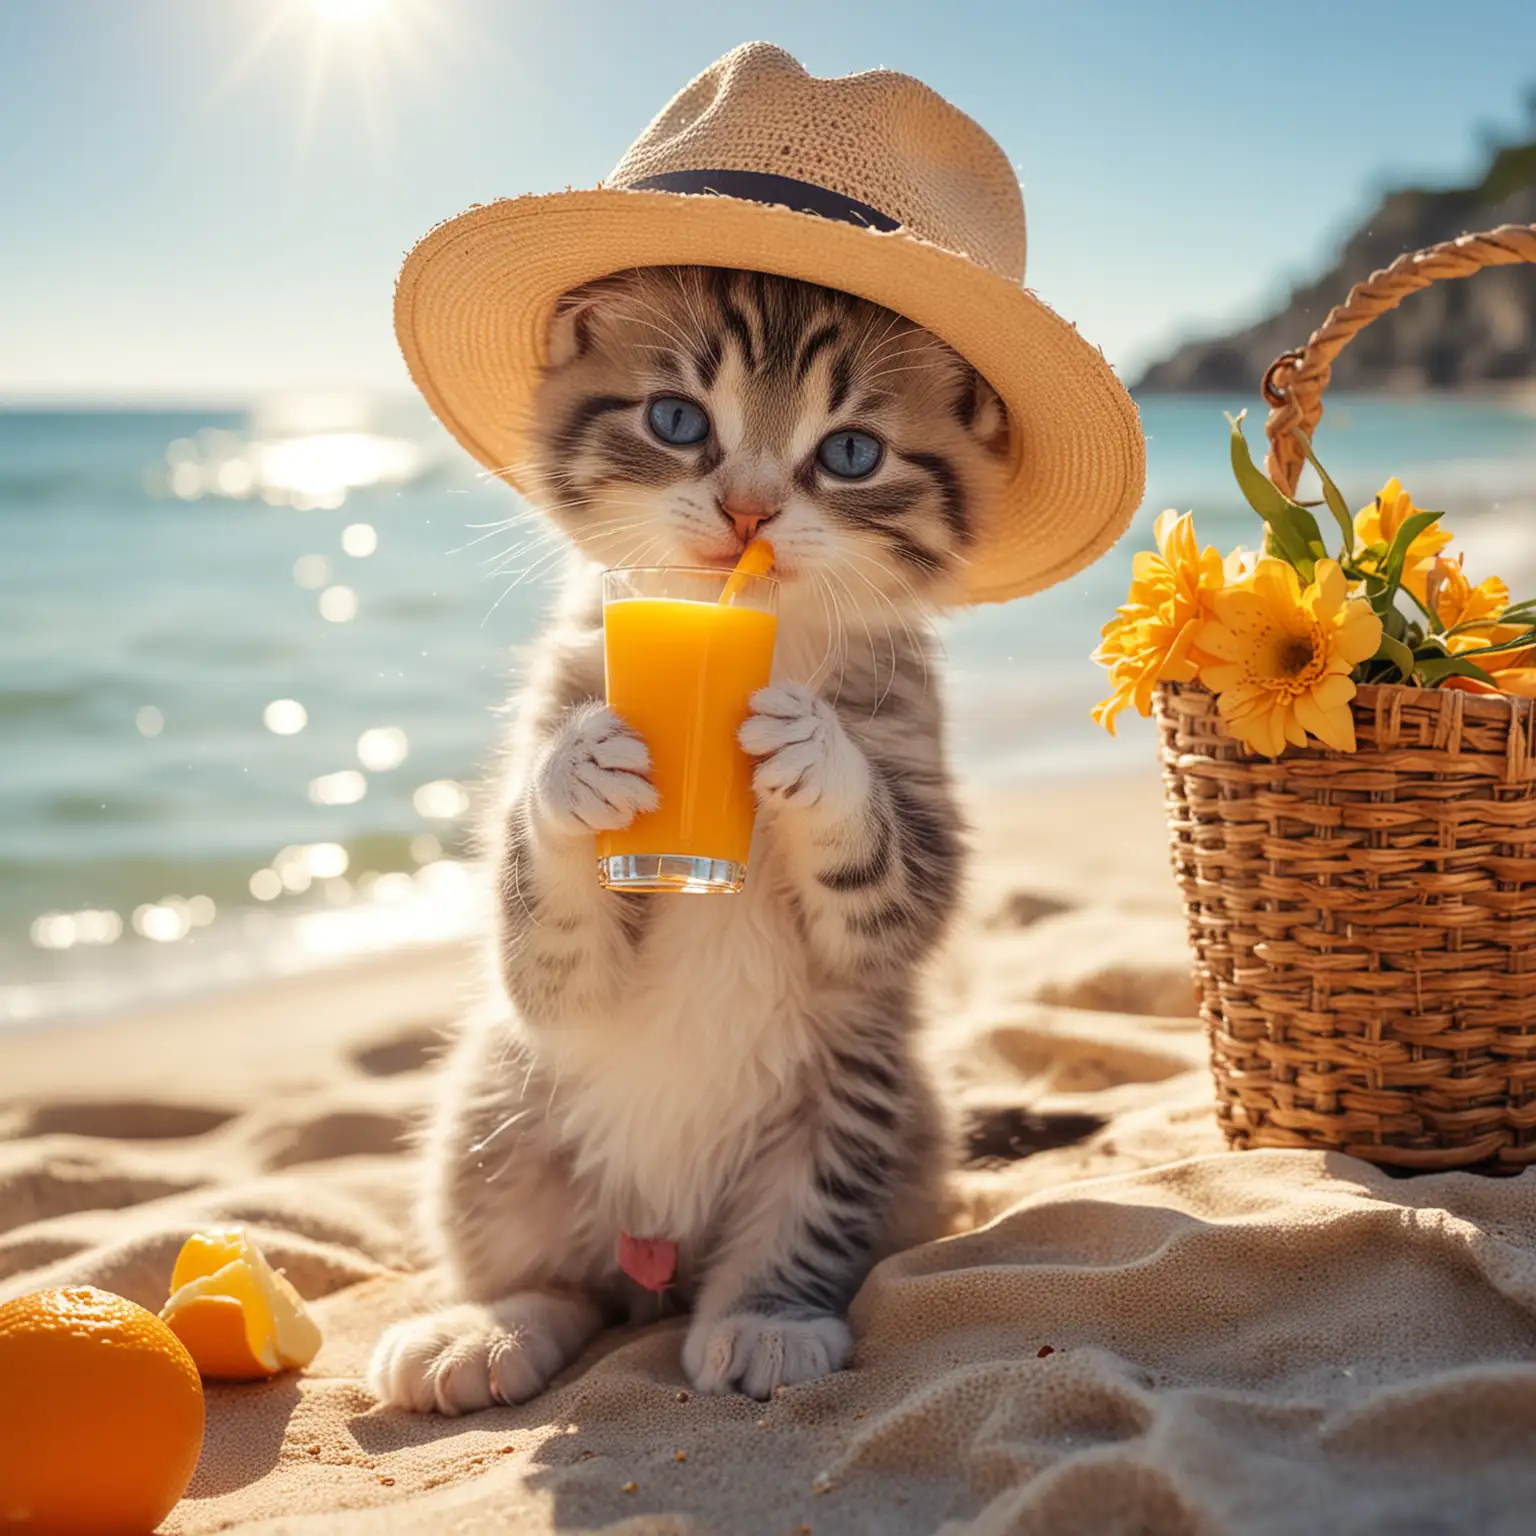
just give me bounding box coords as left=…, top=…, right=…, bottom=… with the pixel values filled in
left=7, top=391, right=1536, bottom=1029
left=0, top=855, right=488, bottom=1030
left=0, top=682, right=97, bottom=722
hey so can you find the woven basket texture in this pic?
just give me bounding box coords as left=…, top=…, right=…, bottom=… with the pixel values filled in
left=1156, top=679, right=1536, bottom=1171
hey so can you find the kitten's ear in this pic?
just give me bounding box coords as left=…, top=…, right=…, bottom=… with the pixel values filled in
left=548, top=273, right=637, bottom=367
left=959, top=369, right=1010, bottom=457
left=547, top=290, right=600, bottom=369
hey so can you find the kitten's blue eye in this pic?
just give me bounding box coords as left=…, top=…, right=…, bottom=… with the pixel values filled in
left=817, top=430, right=883, bottom=480
left=647, top=396, right=710, bottom=446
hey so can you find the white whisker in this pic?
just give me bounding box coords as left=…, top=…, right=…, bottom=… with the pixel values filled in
left=839, top=546, right=940, bottom=698
left=831, top=553, right=932, bottom=713
left=805, top=570, right=843, bottom=692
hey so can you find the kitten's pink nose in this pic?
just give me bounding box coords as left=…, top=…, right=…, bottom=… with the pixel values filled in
left=718, top=494, right=777, bottom=544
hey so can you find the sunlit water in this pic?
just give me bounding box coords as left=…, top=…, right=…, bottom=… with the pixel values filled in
left=4, top=391, right=1535, bottom=1025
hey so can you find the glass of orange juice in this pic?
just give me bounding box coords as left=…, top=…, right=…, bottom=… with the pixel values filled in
left=598, top=566, right=779, bottom=894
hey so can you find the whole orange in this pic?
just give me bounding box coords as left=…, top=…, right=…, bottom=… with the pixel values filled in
left=0, top=1286, right=205, bottom=1535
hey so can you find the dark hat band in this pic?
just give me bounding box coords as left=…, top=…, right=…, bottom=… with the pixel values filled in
left=627, top=169, right=901, bottom=233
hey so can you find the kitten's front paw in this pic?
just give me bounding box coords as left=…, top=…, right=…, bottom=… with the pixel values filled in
left=368, top=1302, right=569, bottom=1415
left=683, top=1311, right=853, bottom=1399
left=534, top=704, right=658, bottom=838
left=739, top=685, right=868, bottom=817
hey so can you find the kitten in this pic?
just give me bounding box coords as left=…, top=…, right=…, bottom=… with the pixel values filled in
left=369, top=266, right=1011, bottom=1412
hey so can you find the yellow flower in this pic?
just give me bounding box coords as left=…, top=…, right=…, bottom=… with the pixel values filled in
left=1092, top=510, right=1224, bottom=734
left=1445, top=620, right=1536, bottom=676
left=1425, top=555, right=1508, bottom=630
left=1197, top=558, right=1382, bottom=756
left=1422, top=555, right=1533, bottom=683
left=1353, top=477, right=1451, bottom=602
left=1223, top=547, right=1260, bottom=583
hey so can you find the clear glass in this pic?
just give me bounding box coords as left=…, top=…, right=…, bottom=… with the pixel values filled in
left=597, top=567, right=779, bottom=894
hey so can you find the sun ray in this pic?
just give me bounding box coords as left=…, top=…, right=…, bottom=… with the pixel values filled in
left=295, top=24, right=336, bottom=158
left=211, top=0, right=457, bottom=158
left=309, top=0, right=389, bottom=23
left=206, top=2, right=303, bottom=106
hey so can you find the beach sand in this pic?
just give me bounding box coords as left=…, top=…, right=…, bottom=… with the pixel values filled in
left=5, top=775, right=1536, bottom=1533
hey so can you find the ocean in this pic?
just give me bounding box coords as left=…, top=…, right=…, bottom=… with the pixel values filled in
left=4, top=392, right=1535, bottom=1025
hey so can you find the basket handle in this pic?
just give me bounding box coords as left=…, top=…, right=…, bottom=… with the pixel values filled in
left=1262, top=223, right=1536, bottom=495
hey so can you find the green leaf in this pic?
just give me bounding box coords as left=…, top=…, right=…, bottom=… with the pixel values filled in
left=1426, top=632, right=1536, bottom=663
left=1351, top=567, right=1427, bottom=638
left=1441, top=615, right=1533, bottom=641
left=1380, top=509, right=1442, bottom=577
left=1226, top=413, right=1327, bottom=580
left=1367, top=508, right=1446, bottom=627
left=1415, top=654, right=1498, bottom=685
left=1289, top=428, right=1356, bottom=557
left=1373, top=633, right=1417, bottom=680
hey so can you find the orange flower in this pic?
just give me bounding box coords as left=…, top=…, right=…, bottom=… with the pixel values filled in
left=1480, top=670, right=1536, bottom=697
left=1092, top=510, right=1224, bottom=733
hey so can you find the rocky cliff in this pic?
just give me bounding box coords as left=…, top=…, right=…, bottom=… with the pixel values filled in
left=1134, top=142, right=1536, bottom=393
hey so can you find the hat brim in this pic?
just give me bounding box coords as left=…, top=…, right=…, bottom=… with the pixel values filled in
left=394, top=189, right=1145, bottom=604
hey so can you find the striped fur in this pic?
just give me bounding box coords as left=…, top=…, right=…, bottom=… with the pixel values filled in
left=528, top=267, right=1009, bottom=594
left=369, top=268, right=1008, bottom=1414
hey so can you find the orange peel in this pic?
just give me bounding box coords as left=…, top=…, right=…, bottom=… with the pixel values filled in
left=160, top=1226, right=321, bottom=1381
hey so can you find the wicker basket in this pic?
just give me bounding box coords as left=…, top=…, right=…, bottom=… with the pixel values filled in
left=1157, top=222, right=1536, bottom=1172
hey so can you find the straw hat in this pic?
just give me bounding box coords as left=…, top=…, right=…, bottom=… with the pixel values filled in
left=395, top=42, right=1145, bottom=604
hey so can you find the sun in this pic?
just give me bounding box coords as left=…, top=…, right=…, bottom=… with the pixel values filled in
left=216, top=0, right=454, bottom=155
left=308, top=0, right=389, bottom=23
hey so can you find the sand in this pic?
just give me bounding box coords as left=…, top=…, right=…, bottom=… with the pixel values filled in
left=5, top=775, right=1536, bottom=1534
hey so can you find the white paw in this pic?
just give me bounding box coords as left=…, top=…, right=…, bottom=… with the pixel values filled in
left=534, top=704, right=658, bottom=837
left=739, top=685, right=868, bottom=817
left=683, top=1311, right=854, bottom=1399
left=368, top=1302, right=569, bottom=1416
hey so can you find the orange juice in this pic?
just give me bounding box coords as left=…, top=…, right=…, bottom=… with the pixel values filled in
left=598, top=577, right=777, bottom=893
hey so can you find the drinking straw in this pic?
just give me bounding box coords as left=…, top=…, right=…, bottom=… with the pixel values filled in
left=719, top=539, right=775, bottom=605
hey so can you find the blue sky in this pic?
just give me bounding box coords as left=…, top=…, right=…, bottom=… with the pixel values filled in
left=3, top=0, right=1533, bottom=401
